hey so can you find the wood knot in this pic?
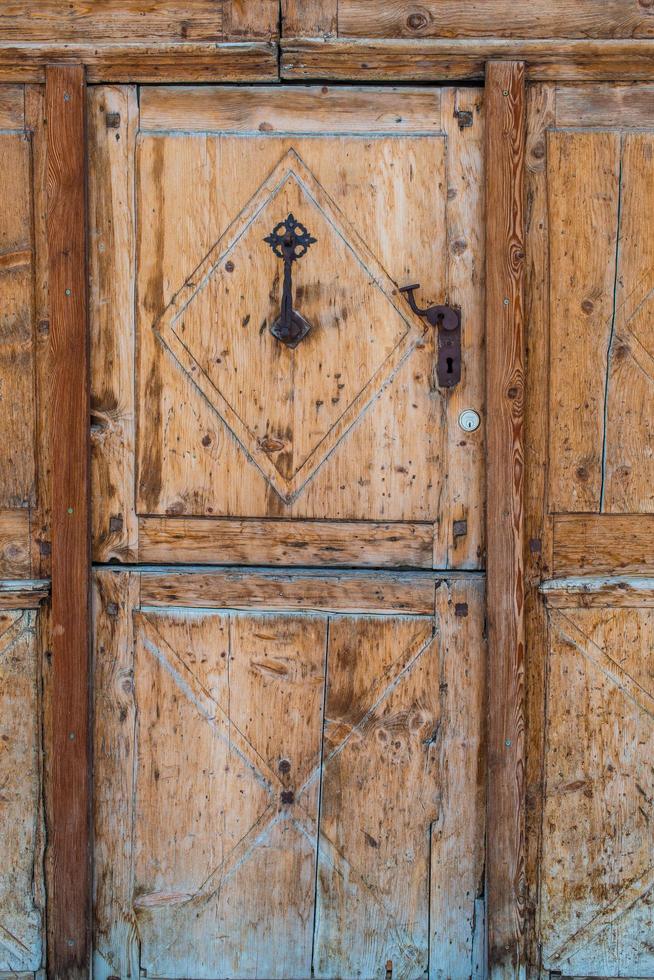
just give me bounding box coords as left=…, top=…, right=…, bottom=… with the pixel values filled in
left=531, top=140, right=545, bottom=160
left=581, top=298, right=594, bottom=315
left=406, top=8, right=430, bottom=31
left=575, top=465, right=589, bottom=482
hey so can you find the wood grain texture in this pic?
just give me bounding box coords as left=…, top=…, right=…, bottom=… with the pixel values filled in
left=93, top=568, right=486, bottom=976
left=553, top=515, right=654, bottom=576
left=556, top=82, right=654, bottom=128
left=140, top=84, right=443, bottom=133
left=138, top=517, right=434, bottom=568
left=281, top=38, right=654, bottom=82
left=542, top=574, right=654, bottom=606
left=89, top=85, right=139, bottom=562
left=0, top=84, right=24, bottom=128
left=0, top=131, right=35, bottom=510
left=282, top=0, right=337, bottom=38
left=0, top=0, right=277, bottom=41
left=484, top=61, right=527, bottom=978
left=441, top=87, right=486, bottom=570
left=539, top=602, right=654, bottom=974
left=0, top=41, right=278, bottom=83
left=337, top=0, right=654, bottom=39
left=26, top=85, right=53, bottom=578
left=0, top=610, right=45, bottom=973
left=523, top=81, right=556, bottom=980
left=46, top=64, right=90, bottom=979
left=0, top=579, right=49, bottom=609
left=140, top=568, right=443, bottom=614
left=0, top=508, right=30, bottom=578
left=135, top=133, right=449, bottom=525
left=547, top=131, right=621, bottom=512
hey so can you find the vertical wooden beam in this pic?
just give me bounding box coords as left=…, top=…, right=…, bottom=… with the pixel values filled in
left=46, top=63, right=90, bottom=978
left=485, top=61, right=527, bottom=977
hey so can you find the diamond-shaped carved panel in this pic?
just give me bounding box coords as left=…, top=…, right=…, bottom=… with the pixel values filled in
left=155, top=149, right=425, bottom=503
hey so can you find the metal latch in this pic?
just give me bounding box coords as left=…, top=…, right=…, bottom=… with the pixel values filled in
left=399, top=283, right=462, bottom=388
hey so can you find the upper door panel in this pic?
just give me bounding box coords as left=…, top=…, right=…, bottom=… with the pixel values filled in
left=89, top=85, right=485, bottom=569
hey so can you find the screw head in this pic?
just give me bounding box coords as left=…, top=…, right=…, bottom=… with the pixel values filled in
left=458, top=409, right=481, bottom=433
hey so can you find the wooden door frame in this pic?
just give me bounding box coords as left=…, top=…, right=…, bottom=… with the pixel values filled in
left=40, top=60, right=526, bottom=977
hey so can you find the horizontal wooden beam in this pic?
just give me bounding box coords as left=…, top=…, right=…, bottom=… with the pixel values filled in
left=0, top=41, right=278, bottom=83
left=553, top=514, right=654, bottom=576
left=281, top=38, right=654, bottom=82
left=138, top=567, right=457, bottom=614
left=0, top=579, right=50, bottom=609
left=138, top=517, right=435, bottom=568
left=541, top=575, right=654, bottom=607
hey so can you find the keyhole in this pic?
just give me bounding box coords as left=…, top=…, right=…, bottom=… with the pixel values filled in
left=446, top=356, right=453, bottom=374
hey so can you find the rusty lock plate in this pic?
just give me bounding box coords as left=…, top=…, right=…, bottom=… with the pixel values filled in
left=399, top=283, right=462, bottom=388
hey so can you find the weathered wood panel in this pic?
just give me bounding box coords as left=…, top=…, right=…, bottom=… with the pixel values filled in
left=91, top=86, right=485, bottom=569
left=524, top=80, right=556, bottom=976
left=138, top=517, right=434, bottom=568
left=89, top=85, right=139, bottom=562
left=281, top=38, right=654, bottom=83
left=46, top=64, right=90, bottom=979
left=140, top=84, right=442, bottom=133
left=0, top=131, right=35, bottom=510
left=281, top=0, right=338, bottom=38
left=93, top=569, right=486, bottom=977
left=556, top=82, right=654, bottom=128
left=0, top=1, right=277, bottom=41
left=548, top=130, right=621, bottom=513
left=140, top=568, right=441, bottom=614
left=0, top=609, right=44, bottom=974
left=25, top=84, right=52, bottom=579
left=441, top=87, right=486, bottom=569
left=0, top=84, right=23, bottom=128
left=485, top=62, right=527, bottom=978
left=0, top=508, right=30, bottom=578
left=337, top=1, right=654, bottom=39
left=0, top=42, right=278, bottom=84
left=538, top=597, right=654, bottom=976
left=553, top=515, right=654, bottom=576
left=548, top=130, right=654, bottom=514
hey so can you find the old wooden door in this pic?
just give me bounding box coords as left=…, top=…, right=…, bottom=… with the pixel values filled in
left=89, top=85, right=487, bottom=979
left=525, top=83, right=654, bottom=977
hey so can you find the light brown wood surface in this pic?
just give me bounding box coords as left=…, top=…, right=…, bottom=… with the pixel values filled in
left=0, top=509, right=30, bottom=578
left=88, top=84, right=139, bottom=563
left=140, top=84, right=443, bottom=133
left=485, top=61, right=526, bottom=978
left=88, top=84, right=485, bottom=569
left=281, top=38, right=654, bottom=82
left=539, top=599, right=654, bottom=975
left=46, top=64, right=91, bottom=979
left=336, top=1, right=654, bottom=39
left=0, top=609, right=44, bottom=974
left=0, top=131, right=35, bottom=511
left=93, top=568, right=486, bottom=977
left=0, top=1, right=278, bottom=41
left=138, top=517, right=434, bottom=568
left=548, top=129, right=654, bottom=515
left=0, top=41, right=278, bottom=84
left=553, top=515, right=654, bottom=576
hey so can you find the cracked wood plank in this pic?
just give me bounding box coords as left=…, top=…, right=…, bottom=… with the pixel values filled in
left=548, top=130, right=621, bottom=513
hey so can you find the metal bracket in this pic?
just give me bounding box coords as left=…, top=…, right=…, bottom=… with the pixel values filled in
left=399, top=283, right=462, bottom=388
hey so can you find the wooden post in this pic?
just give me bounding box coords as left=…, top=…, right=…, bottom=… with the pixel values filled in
left=46, top=63, right=91, bottom=978
left=484, top=61, right=527, bottom=977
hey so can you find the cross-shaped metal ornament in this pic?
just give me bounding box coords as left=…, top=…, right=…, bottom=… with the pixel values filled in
left=264, top=212, right=316, bottom=348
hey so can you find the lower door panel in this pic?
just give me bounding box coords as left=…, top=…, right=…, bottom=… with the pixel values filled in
left=92, top=569, right=485, bottom=980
